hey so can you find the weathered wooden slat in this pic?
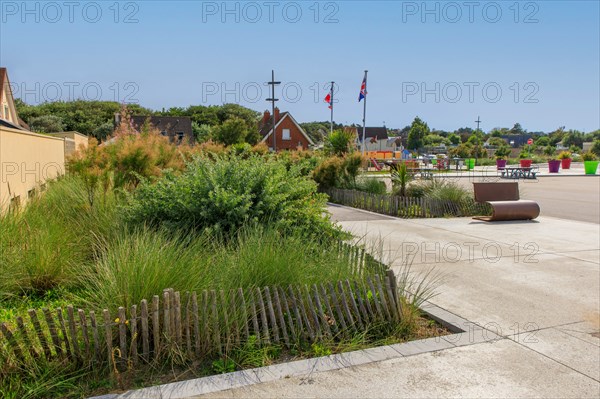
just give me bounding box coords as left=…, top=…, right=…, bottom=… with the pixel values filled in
left=140, top=300, right=150, bottom=361
left=151, top=296, right=160, bottom=357
left=130, top=305, right=138, bottom=365
left=238, top=288, right=250, bottom=341
left=218, top=290, right=231, bottom=350
left=386, top=269, right=402, bottom=318
left=117, top=307, right=127, bottom=361
left=353, top=281, right=372, bottom=323
left=15, top=316, right=36, bottom=359
left=366, top=277, right=383, bottom=321
left=255, top=287, right=271, bottom=345
left=374, top=275, right=392, bottom=321
left=191, top=293, right=200, bottom=357
left=295, top=286, right=315, bottom=341
left=42, top=308, right=61, bottom=357
left=303, top=285, right=322, bottom=339
left=28, top=309, right=50, bottom=360
left=344, top=280, right=364, bottom=329
left=278, top=286, right=297, bottom=342
left=174, top=291, right=182, bottom=345
left=287, top=285, right=305, bottom=340
left=66, top=306, right=81, bottom=360
left=312, top=284, right=331, bottom=337
left=1, top=322, right=24, bottom=363
left=102, top=310, right=112, bottom=365
left=184, top=292, right=192, bottom=355
left=210, top=290, right=222, bottom=353
left=89, top=311, right=100, bottom=361
left=384, top=275, right=399, bottom=322
left=264, top=287, right=280, bottom=344
left=78, top=309, right=90, bottom=359
left=201, top=291, right=210, bottom=354
left=168, top=288, right=176, bottom=336
left=327, top=282, right=347, bottom=332
left=337, top=281, right=355, bottom=329
left=56, top=308, right=72, bottom=358
left=162, top=290, right=171, bottom=340
left=248, top=291, right=260, bottom=343
left=318, top=284, right=338, bottom=335
left=229, top=289, right=240, bottom=346
left=272, top=286, right=289, bottom=346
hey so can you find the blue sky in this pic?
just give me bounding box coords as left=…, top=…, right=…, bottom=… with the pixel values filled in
left=1, top=0, right=599, bottom=132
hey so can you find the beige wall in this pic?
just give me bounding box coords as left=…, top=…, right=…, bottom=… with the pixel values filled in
left=0, top=126, right=65, bottom=212
left=47, top=131, right=89, bottom=157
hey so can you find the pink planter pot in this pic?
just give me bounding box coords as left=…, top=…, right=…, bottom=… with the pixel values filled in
left=496, top=159, right=507, bottom=170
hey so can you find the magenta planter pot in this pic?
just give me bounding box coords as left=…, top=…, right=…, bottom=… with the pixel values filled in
left=496, top=159, right=507, bottom=170
left=548, top=160, right=561, bottom=173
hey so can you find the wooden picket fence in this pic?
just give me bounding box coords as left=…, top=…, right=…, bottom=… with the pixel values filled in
left=325, top=188, right=491, bottom=218
left=1, top=266, right=399, bottom=371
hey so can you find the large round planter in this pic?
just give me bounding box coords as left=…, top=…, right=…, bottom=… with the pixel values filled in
left=466, top=158, right=475, bottom=170
left=548, top=160, right=561, bottom=173
left=584, top=161, right=599, bottom=175
left=561, top=158, right=572, bottom=169
left=520, top=159, right=532, bottom=168
left=496, top=159, right=507, bottom=170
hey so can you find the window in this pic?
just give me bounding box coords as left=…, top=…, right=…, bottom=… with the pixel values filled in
left=282, top=129, right=291, bottom=140
left=176, top=132, right=184, bottom=144
left=160, top=131, right=167, bottom=137
left=3, top=105, right=8, bottom=119
left=28, top=188, right=36, bottom=199
left=9, top=196, right=20, bottom=212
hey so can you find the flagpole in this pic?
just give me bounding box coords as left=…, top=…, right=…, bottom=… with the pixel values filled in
left=361, top=70, right=368, bottom=156
left=330, top=81, right=334, bottom=135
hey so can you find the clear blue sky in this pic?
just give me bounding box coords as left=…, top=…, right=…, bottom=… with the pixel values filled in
left=1, top=0, right=598, bottom=132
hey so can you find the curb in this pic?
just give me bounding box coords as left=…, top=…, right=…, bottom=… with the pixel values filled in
left=90, top=302, right=501, bottom=399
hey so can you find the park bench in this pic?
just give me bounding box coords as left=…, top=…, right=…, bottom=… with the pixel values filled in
left=472, top=182, right=540, bottom=221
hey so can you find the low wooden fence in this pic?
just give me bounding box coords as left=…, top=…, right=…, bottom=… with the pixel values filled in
left=325, top=188, right=491, bottom=218
left=1, top=268, right=400, bottom=370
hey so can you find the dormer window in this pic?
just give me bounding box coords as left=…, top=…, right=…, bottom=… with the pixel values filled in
left=282, top=129, right=291, bottom=140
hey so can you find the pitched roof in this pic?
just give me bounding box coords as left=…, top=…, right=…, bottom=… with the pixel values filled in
left=130, top=115, right=193, bottom=137
left=259, top=112, right=314, bottom=146
left=356, top=127, right=388, bottom=141
left=0, top=68, right=6, bottom=102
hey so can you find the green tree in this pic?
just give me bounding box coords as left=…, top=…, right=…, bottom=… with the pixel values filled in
left=535, top=136, right=550, bottom=147
left=29, top=115, right=64, bottom=133
left=561, top=130, right=584, bottom=149
left=448, top=133, right=461, bottom=145
left=407, top=117, right=429, bottom=150
left=509, top=123, right=525, bottom=135
left=213, top=117, right=250, bottom=146
left=92, top=122, right=115, bottom=141
left=192, top=122, right=213, bottom=143
left=325, top=130, right=354, bottom=156
left=591, top=140, right=600, bottom=156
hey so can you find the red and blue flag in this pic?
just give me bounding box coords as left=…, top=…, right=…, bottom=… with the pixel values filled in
left=358, top=76, right=367, bottom=102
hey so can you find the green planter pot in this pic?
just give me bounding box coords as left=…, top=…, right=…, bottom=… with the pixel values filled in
left=466, top=159, right=475, bottom=170
left=584, top=161, right=599, bottom=175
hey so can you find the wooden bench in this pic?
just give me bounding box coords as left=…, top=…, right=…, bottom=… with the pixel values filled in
left=472, top=182, right=540, bottom=221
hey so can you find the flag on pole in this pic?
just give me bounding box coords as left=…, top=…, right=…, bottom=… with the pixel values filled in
left=358, top=76, right=367, bottom=102
left=324, top=93, right=332, bottom=109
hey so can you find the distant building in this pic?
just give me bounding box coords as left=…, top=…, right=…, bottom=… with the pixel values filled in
left=1, top=67, right=65, bottom=212
left=47, top=131, right=89, bottom=156
left=356, top=127, right=397, bottom=152
left=115, top=114, right=194, bottom=145
left=259, top=108, right=314, bottom=151
left=0, top=67, right=30, bottom=131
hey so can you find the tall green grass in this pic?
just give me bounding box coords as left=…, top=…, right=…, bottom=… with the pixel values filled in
left=79, top=226, right=360, bottom=311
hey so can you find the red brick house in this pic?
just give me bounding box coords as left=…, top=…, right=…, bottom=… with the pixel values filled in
left=259, top=108, right=314, bottom=151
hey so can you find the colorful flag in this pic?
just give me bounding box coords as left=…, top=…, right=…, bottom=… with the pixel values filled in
left=358, top=76, right=367, bottom=102
left=324, top=93, right=332, bottom=109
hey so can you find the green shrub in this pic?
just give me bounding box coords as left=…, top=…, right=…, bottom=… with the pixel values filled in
left=312, top=154, right=364, bottom=190
left=353, top=177, right=387, bottom=195
left=124, top=154, right=336, bottom=238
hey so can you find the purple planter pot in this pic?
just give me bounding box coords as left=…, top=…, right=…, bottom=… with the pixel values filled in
left=548, top=159, right=561, bottom=173
left=496, top=159, right=507, bottom=170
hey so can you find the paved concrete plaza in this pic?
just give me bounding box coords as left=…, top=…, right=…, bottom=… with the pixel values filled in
left=190, top=205, right=600, bottom=398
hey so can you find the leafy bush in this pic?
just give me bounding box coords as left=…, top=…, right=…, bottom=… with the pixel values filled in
left=124, top=154, right=336, bottom=238
left=404, top=179, right=470, bottom=202
left=391, top=162, right=412, bottom=196
left=28, top=115, right=64, bottom=133
left=354, top=177, right=387, bottom=195
left=312, top=153, right=364, bottom=189
left=591, top=140, right=600, bottom=156
left=324, top=130, right=355, bottom=156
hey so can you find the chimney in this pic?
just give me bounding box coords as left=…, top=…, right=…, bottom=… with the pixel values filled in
left=274, top=107, right=280, bottom=122
left=263, top=110, right=271, bottom=124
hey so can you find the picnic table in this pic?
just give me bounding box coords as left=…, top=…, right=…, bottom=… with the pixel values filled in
left=500, top=166, right=538, bottom=179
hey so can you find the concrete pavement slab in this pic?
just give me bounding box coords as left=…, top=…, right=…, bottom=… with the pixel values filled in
left=193, top=340, right=600, bottom=398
